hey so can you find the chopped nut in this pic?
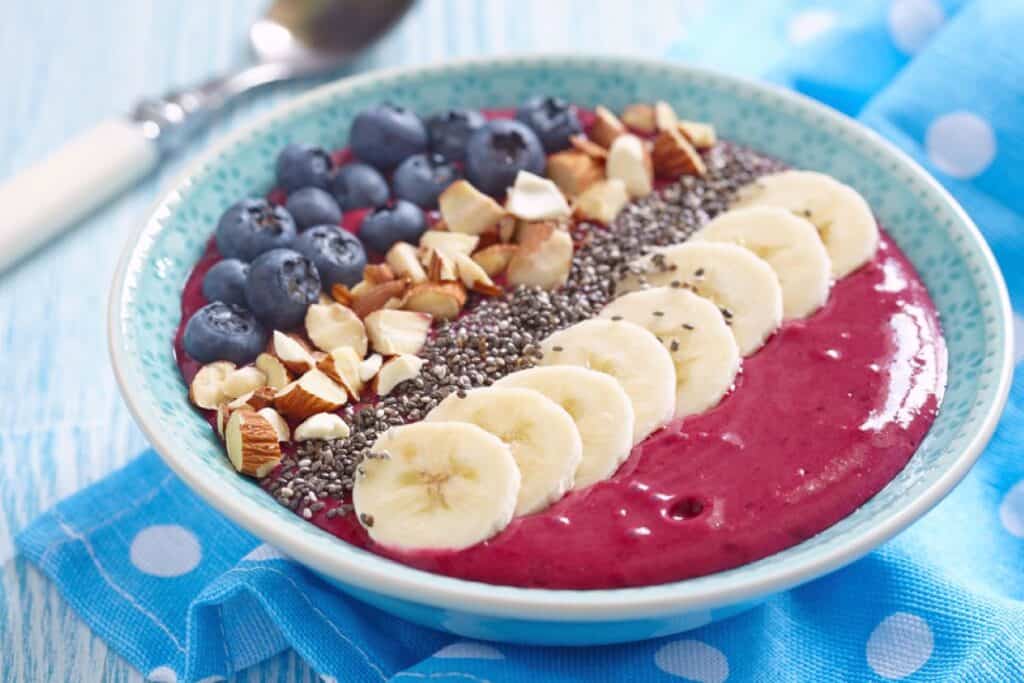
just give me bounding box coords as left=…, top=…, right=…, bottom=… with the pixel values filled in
left=425, top=247, right=458, bottom=282
left=472, top=243, right=519, bottom=277
left=363, top=263, right=395, bottom=284
left=271, top=331, right=316, bottom=374
left=507, top=222, right=573, bottom=289
left=364, top=309, right=432, bottom=355
left=330, top=283, right=353, bottom=306
left=438, top=180, right=508, bottom=235
left=257, top=407, right=291, bottom=442
left=453, top=252, right=502, bottom=296
left=677, top=120, right=717, bottom=149
left=221, top=366, right=268, bottom=400
left=497, top=215, right=517, bottom=243
left=256, top=353, right=291, bottom=390
left=189, top=361, right=236, bottom=410
left=420, top=230, right=480, bottom=258
left=225, top=409, right=282, bottom=478
left=350, top=279, right=408, bottom=318
left=505, top=171, right=571, bottom=221
left=304, top=303, right=368, bottom=356
left=574, top=179, right=630, bottom=224
left=358, top=353, right=384, bottom=383
left=317, top=346, right=365, bottom=400
left=402, top=281, right=468, bottom=320
left=654, top=101, right=679, bottom=132
left=652, top=127, right=707, bottom=178
left=546, top=150, right=604, bottom=197
left=274, top=369, right=348, bottom=421
left=374, top=354, right=426, bottom=396
left=606, top=134, right=653, bottom=198
left=386, top=242, right=428, bottom=284
left=569, top=134, right=609, bottom=160
left=294, top=413, right=351, bottom=441
left=621, top=103, right=656, bottom=134
left=589, top=105, right=626, bottom=148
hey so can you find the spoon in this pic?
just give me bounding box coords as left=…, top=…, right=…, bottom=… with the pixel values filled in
left=0, top=0, right=413, bottom=273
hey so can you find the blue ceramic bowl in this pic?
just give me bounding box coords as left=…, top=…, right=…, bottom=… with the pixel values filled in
left=109, top=56, right=1013, bottom=645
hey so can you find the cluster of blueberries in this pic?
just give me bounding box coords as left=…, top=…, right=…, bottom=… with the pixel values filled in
left=183, top=97, right=583, bottom=367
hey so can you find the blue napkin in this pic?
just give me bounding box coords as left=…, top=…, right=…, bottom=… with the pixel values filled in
left=18, top=1, right=1024, bottom=680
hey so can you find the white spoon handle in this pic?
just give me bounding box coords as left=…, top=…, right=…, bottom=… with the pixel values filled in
left=0, top=119, right=159, bottom=272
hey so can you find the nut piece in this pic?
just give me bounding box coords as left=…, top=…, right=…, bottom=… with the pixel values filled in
left=221, top=366, right=268, bottom=400
left=227, top=392, right=255, bottom=410
left=294, top=413, right=351, bottom=441
left=654, top=100, right=679, bottom=132
left=304, top=303, right=368, bottom=356
left=420, top=230, right=480, bottom=258
left=606, top=134, right=653, bottom=198
left=363, top=263, right=395, bottom=284
left=621, top=103, right=656, bottom=134
left=274, top=369, right=348, bottom=421
left=652, top=127, right=707, bottom=178
left=507, top=222, right=573, bottom=289
left=472, top=243, right=519, bottom=277
left=425, top=247, right=458, bottom=282
left=225, top=409, right=282, bottom=478
left=330, top=283, right=353, bottom=306
left=256, top=352, right=291, bottom=390
left=350, top=279, right=408, bottom=318
left=589, top=105, right=626, bottom=148
left=497, top=215, right=517, bottom=243
left=317, top=346, right=364, bottom=400
left=569, top=134, right=609, bottom=160
left=677, top=120, right=717, bottom=149
left=364, top=309, right=432, bottom=355
left=358, top=353, right=384, bottom=382
left=386, top=242, right=428, bottom=284
left=546, top=151, right=604, bottom=197
left=247, top=386, right=278, bottom=410
left=189, top=361, right=236, bottom=410
left=374, top=354, right=426, bottom=396
left=257, top=407, right=291, bottom=442
left=271, top=331, right=316, bottom=374
left=439, top=180, right=508, bottom=235
left=574, top=179, right=630, bottom=224
left=453, top=252, right=502, bottom=296
left=402, top=282, right=468, bottom=320
left=505, top=171, right=571, bottom=221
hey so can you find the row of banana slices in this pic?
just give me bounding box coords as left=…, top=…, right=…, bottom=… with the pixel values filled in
left=353, top=170, right=880, bottom=552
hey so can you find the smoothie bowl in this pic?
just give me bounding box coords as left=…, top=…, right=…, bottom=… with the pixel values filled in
left=109, top=56, right=1012, bottom=645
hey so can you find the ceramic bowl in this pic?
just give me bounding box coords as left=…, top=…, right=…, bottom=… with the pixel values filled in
left=109, top=56, right=1012, bottom=645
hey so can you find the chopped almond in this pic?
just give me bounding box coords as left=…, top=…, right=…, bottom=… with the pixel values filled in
left=350, top=279, right=408, bottom=318
left=274, top=369, right=348, bottom=421
left=472, top=243, right=519, bottom=277
left=374, top=354, right=426, bottom=396
left=189, top=361, right=236, bottom=410
left=621, top=103, right=656, bottom=134
left=547, top=150, right=604, bottom=197
left=425, top=247, right=458, bottom=282
left=654, top=101, right=679, bottom=132
left=304, top=303, right=368, bottom=356
left=590, top=106, right=626, bottom=148
left=363, top=263, right=395, bottom=284
left=225, top=409, right=282, bottom=478
left=221, top=366, right=268, bottom=400
left=439, top=180, right=508, bottom=235
left=652, top=127, right=707, bottom=178
left=569, top=134, right=609, bottom=160
left=574, top=179, right=630, bottom=225
left=498, top=215, right=517, bottom=243
left=271, top=331, right=317, bottom=374
left=677, top=120, right=717, bottom=149
left=402, top=281, right=467, bottom=320
left=256, top=353, right=291, bottom=390
left=294, top=413, right=351, bottom=441
left=257, top=407, right=291, bottom=442
left=453, top=252, right=502, bottom=296
left=606, top=134, right=654, bottom=198
left=317, top=346, right=364, bottom=400
left=507, top=222, right=573, bottom=289
left=330, top=283, right=353, bottom=306
left=386, top=242, right=428, bottom=283
left=364, top=309, right=432, bottom=355
left=420, top=230, right=480, bottom=258
left=247, top=386, right=278, bottom=411
left=358, top=353, right=384, bottom=383
left=505, top=171, right=571, bottom=221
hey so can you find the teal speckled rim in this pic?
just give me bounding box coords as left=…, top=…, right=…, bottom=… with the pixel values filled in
left=109, top=56, right=1012, bottom=622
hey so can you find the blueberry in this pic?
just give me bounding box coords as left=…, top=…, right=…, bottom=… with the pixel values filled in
left=329, top=162, right=390, bottom=211
left=286, top=187, right=342, bottom=230
left=392, top=153, right=462, bottom=209
left=215, top=198, right=297, bottom=262
left=465, top=119, right=546, bottom=197
left=358, top=200, right=426, bottom=254
left=349, top=103, right=428, bottom=171
left=516, top=96, right=582, bottom=152
left=293, top=225, right=367, bottom=288
left=183, top=302, right=268, bottom=365
left=275, top=143, right=333, bottom=192
left=202, top=259, right=250, bottom=307
left=245, top=248, right=322, bottom=330
left=426, top=108, right=486, bottom=162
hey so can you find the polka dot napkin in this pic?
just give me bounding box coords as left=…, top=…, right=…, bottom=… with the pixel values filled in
left=18, top=1, right=1024, bottom=681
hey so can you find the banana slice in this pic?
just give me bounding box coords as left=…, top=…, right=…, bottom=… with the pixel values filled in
left=495, top=366, right=634, bottom=490
left=353, top=421, right=519, bottom=551
left=732, top=170, right=879, bottom=278
left=693, top=206, right=832, bottom=319
left=425, top=387, right=582, bottom=516
left=600, top=287, right=739, bottom=419
left=538, top=318, right=676, bottom=444
left=617, top=242, right=783, bottom=356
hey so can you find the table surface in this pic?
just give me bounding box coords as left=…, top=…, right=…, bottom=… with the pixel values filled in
left=0, top=1, right=705, bottom=680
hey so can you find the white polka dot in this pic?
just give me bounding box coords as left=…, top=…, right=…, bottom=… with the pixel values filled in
left=1000, top=480, right=1024, bottom=537
left=130, top=525, right=201, bottom=578
left=866, top=612, right=934, bottom=679
left=655, top=639, right=729, bottom=683
left=788, top=9, right=839, bottom=45
left=433, top=642, right=505, bottom=659
left=147, top=666, right=178, bottom=682
left=242, top=543, right=287, bottom=562
left=926, top=112, right=997, bottom=179
left=888, top=0, right=945, bottom=54
left=1014, top=315, right=1024, bottom=366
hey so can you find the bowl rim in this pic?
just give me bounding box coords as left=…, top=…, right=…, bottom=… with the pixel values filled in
left=109, top=54, right=1013, bottom=622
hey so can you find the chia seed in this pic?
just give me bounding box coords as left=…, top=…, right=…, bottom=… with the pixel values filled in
left=267, top=141, right=783, bottom=516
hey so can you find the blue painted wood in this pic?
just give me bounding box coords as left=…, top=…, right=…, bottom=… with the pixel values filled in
left=0, top=1, right=702, bottom=680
